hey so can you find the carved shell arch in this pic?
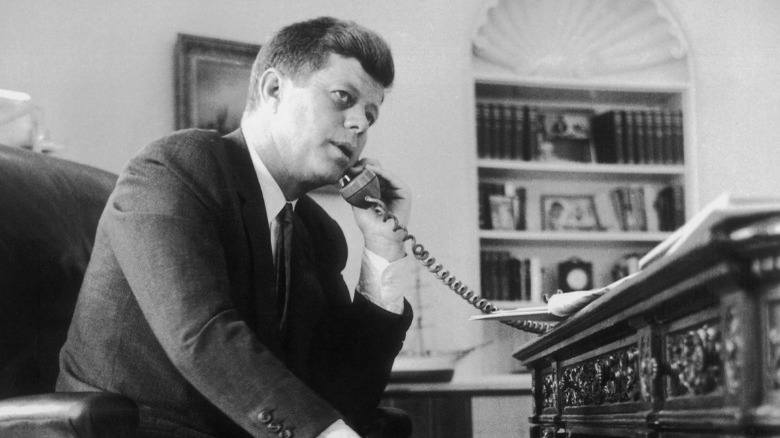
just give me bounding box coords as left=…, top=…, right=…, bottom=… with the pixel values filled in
left=472, top=0, right=690, bottom=82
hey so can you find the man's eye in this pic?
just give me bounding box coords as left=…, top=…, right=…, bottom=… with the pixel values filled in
left=366, top=112, right=376, bottom=126
left=333, top=90, right=353, bottom=105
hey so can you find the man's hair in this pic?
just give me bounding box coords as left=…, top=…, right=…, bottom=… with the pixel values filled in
left=244, top=16, right=394, bottom=114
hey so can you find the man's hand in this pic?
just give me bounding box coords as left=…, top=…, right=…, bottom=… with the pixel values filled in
left=349, top=159, right=411, bottom=263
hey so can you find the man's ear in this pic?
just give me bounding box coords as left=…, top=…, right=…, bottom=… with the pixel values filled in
left=258, top=69, right=283, bottom=111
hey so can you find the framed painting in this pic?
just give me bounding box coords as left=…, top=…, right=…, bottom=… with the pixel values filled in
left=175, top=34, right=260, bottom=135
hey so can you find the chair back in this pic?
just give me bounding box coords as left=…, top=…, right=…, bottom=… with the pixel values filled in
left=0, top=145, right=116, bottom=398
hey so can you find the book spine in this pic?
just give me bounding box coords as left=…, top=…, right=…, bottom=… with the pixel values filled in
left=632, top=186, right=648, bottom=231
left=520, top=258, right=529, bottom=301
left=501, top=105, right=514, bottom=160
left=490, top=104, right=503, bottom=159
left=643, top=184, right=660, bottom=232
left=476, top=102, right=487, bottom=158
left=661, top=110, right=674, bottom=164
left=672, top=110, right=684, bottom=164
left=652, top=110, right=665, bottom=164
left=591, top=111, right=616, bottom=164
left=613, top=111, right=626, bottom=164
left=625, top=111, right=637, bottom=164
left=610, top=188, right=627, bottom=231
left=514, top=186, right=527, bottom=230
left=634, top=111, right=647, bottom=164
left=645, top=110, right=657, bottom=164
left=508, top=257, right=522, bottom=301
left=673, top=184, right=686, bottom=228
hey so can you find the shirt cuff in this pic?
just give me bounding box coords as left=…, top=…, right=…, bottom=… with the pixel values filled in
left=318, top=420, right=358, bottom=437
left=357, top=247, right=413, bottom=315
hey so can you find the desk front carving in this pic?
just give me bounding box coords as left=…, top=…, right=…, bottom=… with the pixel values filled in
left=515, top=232, right=780, bottom=437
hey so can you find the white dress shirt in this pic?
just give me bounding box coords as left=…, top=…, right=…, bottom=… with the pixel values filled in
left=243, top=130, right=410, bottom=315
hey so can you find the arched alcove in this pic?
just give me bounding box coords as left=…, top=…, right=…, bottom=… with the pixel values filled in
left=466, top=0, right=698, bottom=379
left=472, top=0, right=691, bottom=86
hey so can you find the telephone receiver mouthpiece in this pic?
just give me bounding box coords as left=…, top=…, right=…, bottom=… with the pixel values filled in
left=339, top=168, right=381, bottom=209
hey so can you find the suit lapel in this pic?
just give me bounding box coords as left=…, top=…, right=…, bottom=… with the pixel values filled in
left=221, top=130, right=282, bottom=347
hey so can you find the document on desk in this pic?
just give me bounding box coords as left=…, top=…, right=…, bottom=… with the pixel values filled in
left=639, top=192, right=780, bottom=269
left=471, top=273, right=638, bottom=323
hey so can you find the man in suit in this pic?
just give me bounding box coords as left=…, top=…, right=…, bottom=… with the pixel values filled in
left=57, top=17, right=414, bottom=438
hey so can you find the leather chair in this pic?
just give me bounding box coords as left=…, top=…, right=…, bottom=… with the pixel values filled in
left=0, top=145, right=138, bottom=437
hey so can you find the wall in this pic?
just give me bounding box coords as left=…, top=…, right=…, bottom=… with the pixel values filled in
left=0, top=0, right=486, bottom=375
left=3, top=0, right=780, bottom=378
left=667, top=0, right=780, bottom=205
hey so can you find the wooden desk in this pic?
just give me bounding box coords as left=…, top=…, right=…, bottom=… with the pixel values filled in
left=514, top=226, right=780, bottom=437
left=381, top=374, right=532, bottom=438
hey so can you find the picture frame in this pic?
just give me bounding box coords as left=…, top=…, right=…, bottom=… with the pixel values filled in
left=175, top=34, right=261, bottom=135
left=543, top=110, right=591, bottom=140
left=541, top=195, right=602, bottom=231
left=535, top=109, right=595, bottom=163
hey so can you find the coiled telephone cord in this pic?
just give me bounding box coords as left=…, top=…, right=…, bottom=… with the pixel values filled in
left=365, top=196, right=550, bottom=335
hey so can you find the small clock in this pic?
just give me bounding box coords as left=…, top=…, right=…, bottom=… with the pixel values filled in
left=558, top=258, right=593, bottom=292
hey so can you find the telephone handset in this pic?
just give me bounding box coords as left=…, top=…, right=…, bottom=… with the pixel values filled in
left=339, top=169, right=550, bottom=334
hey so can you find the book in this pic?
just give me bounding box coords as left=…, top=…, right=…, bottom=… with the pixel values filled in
left=639, top=193, right=780, bottom=269
left=489, top=104, right=502, bottom=159
left=513, top=186, right=527, bottom=230
left=594, top=190, right=621, bottom=231
left=478, top=182, right=505, bottom=229
left=672, top=110, right=684, bottom=163
left=643, top=184, right=660, bottom=232
left=625, top=111, right=638, bottom=164
left=591, top=110, right=625, bottom=164
left=476, top=103, right=488, bottom=158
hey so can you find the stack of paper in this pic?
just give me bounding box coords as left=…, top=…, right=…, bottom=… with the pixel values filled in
left=639, top=193, right=780, bottom=269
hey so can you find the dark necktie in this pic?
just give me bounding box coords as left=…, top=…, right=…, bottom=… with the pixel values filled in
left=275, top=203, right=293, bottom=321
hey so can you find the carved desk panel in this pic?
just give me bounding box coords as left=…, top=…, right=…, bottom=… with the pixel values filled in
left=515, top=229, right=780, bottom=438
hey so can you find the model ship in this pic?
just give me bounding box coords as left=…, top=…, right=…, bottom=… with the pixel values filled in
left=389, top=267, right=486, bottom=383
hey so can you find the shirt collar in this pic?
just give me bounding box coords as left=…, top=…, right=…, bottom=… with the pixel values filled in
left=242, top=128, right=297, bottom=226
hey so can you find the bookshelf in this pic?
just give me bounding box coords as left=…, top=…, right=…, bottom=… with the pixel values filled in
left=476, top=80, right=689, bottom=305
left=471, top=0, right=694, bottom=313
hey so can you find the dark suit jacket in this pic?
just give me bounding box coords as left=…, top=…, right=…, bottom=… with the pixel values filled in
left=57, top=129, right=412, bottom=437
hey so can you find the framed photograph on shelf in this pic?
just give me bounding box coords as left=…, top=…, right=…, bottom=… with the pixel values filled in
left=543, top=110, right=591, bottom=140
left=541, top=194, right=601, bottom=231
left=536, top=109, right=594, bottom=163
left=175, top=34, right=260, bottom=135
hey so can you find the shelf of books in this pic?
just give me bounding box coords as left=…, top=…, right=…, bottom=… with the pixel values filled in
left=475, top=79, right=689, bottom=306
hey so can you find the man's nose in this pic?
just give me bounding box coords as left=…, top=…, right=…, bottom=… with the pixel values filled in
left=344, top=108, right=369, bottom=134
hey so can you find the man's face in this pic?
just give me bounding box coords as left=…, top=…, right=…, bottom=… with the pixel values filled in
left=270, top=53, right=384, bottom=188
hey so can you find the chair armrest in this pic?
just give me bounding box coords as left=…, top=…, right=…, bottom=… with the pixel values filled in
left=0, top=392, right=138, bottom=438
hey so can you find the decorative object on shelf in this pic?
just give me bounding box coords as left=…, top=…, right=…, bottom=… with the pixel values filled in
left=175, top=34, right=260, bottom=135
left=541, top=109, right=594, bottom=163
left=557, top=257, right=593, bottom=292
left=541, top=195, right=601, bottom=232
left=479, top=182, right=526, bottom=230
left=0, top=89, right=63, bottom=153
left=472, top=0, right=689, bottom=81
left=489, top=194, right=516, bottom=230
left=612, top=253, right=641, bottom=281
left=391, top=266, right=488, bottom=383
